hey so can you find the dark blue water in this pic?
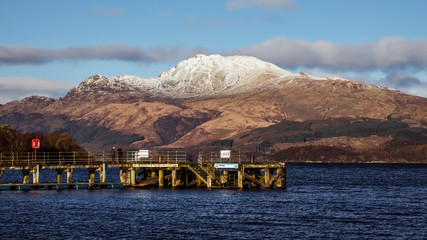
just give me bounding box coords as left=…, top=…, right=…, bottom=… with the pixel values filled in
left=0, top=163, right=426, bottom=239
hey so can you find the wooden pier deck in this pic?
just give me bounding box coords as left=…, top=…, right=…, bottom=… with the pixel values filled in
left=0, top=151, right=286, bottom=190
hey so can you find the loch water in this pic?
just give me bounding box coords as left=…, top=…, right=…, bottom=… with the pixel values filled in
left=0, top=163, right=426, bottom=239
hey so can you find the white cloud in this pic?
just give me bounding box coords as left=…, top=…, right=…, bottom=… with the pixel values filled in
left=229, top=36, right=427, bottom=71
left=0, top=77, right=75, bottom=104
left=226, top=0, right=298, bottom=10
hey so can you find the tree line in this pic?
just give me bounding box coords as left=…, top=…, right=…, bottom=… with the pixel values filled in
left=0, top=124, right=85, bottom=153
left=268, top=139, right=427, bottom=163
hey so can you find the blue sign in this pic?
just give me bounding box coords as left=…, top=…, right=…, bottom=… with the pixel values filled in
left=214, top=163, right=239, bottom=171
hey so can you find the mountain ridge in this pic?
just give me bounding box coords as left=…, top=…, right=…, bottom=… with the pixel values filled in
left=1, top=54, right=426, bottom=151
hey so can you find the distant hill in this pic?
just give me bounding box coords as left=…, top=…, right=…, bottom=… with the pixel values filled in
left=0, top=54, right=426, bottom=159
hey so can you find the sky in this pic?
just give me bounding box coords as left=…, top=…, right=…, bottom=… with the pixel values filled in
left=1, top=0, right=427, bottom=103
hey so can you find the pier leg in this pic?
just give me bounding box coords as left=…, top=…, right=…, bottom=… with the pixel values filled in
left=129, top=168, right=136, bottom=186
left=220, top=170, right=228, bottom=188
left=264, top=168, right=271, bottom=188
left=120, top=168, right=127, bottom=183
left=57, top=170, right=63, bottom=183
left=0, top=170, right=3, bottom=184
left=23, top=170, right=30, bottom=184
left=207, top=175, right=212, bottom=188
left=66, top=169, right=73, bottom=184
left=185, top=169, right=189, bottom=187
left=158, top=170, right=164, bottom=188
left=171, top=169, right=177, bottom=188
left=89, top=169, right=96, bottom=188
left=99, top=163, right=106, bottom=183
left=32, top=165, right=40, bottom=184
left=251, top=170, right=257, bottom=188
left=238, top=170, right=243, bottom=189
left=275, top=167, right=286, bottom=189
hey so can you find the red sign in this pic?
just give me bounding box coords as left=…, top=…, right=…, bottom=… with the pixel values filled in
left=32, top=139, right=40, bottom=149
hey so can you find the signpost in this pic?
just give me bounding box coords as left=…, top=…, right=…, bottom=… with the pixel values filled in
left=32, top=139, right=40, bottom=164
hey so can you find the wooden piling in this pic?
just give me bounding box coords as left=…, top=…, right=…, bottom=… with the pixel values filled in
left=66, top=169, right=73, bottom=184
left=57, top=169, right=63, bottom=183
left=158, top=170, right=164, bottom=187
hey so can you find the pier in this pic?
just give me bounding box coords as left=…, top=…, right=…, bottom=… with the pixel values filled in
left=0, top=151, right=286, bottom=190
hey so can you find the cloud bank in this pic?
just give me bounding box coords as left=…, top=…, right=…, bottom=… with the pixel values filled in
left=0, top=45, right=204, bottom=66
left=0, top=77, right=75, bottom=104
left=2, top=37, right=427, bottom=73
left=229, top=36, right=427, bottom=71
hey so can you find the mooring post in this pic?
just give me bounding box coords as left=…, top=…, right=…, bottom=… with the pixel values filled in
left=158, top=169, right=164, bottom=187
left=66, top=168, right=73, bottom=184
left=32, top=165, right=40, bottom=184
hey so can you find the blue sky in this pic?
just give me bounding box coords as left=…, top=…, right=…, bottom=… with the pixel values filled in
left=1, top=0, right=427, bottom=103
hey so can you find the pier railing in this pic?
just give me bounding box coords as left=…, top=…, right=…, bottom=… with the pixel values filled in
left=0, top=150, right=187, bottom=167
left=197, top=151, right=243, bottom=163
left=0, top=150, right=252, bottom=167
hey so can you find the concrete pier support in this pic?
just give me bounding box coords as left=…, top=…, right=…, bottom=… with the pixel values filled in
left=66, top=169, right=73, bottom=184
left=32, top=165, right=40, bottom=184
left=158, top=170, right=164, bottom=187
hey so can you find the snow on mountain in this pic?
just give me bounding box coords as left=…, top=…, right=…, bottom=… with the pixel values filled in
left=156, top=54, right=294, bottom=97
left=70, top=54, right=353, bottom=99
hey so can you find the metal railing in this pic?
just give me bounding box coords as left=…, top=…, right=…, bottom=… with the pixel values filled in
left=0, top=150, right=187, bottom=167
left=0, top=150, right=252, bottom=167
left=198, top=151, right=243, bottom=163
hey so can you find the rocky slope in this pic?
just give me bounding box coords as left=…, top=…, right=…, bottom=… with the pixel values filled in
left=1, top=54, right=426, bottom=151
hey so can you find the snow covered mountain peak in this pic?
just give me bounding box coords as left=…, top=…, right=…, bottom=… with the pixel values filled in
left=69, top=55, right=306, bottom=99
left=156, top=54, right=294, bottom=97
